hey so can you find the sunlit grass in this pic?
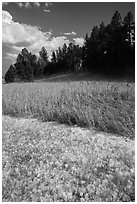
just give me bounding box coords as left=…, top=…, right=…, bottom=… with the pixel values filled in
left=2, top=116, right=135, bottom=202
left=2, top=80, right=135, bottom=138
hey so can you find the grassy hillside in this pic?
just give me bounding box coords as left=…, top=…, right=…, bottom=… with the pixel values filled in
left=2, top=77, right=135, bottom=138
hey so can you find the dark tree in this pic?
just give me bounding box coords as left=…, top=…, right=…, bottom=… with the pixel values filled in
left=72, top=45, right=83, bottom=71
left=123, top=11, right=135, bottom=76
left=55, top=47, right=65, bottom=73
left=82, top=33, right=89, bottom=70
left=123, top=11, right=135, bottom=45
left=39, top=47, right=49, bottom=63
left=15, top=48, right=34, bottom=81
left=4, top=64, right=16, bottom=83
left=39, top=47, right=49, bottom=75
left=51, top=51, right=57, bottom=64
left=33, top=58, right=44, bottom=77
left=110, top=10, right=122, bottom=30
left=46, top=51, right=57, bottom=75
left=83, top=26, right=100, bottom=72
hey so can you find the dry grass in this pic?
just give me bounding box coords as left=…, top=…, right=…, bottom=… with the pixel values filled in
left=2, top=116, right=135, bottom=202
left=2, top=78, right=135, bottom=201
left=2, top=80, right=135, bottom=138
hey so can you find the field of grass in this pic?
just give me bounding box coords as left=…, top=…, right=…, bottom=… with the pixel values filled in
left=2, top=116, right=135, bottom=202
left=2, top=77, right=135, bottom=201
left=2, top=80, right=135, bottom=138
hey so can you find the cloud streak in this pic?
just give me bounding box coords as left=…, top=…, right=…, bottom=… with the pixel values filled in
left=43, top=9, right=51, bottom=13
left=44, top=2, right=53, bottom=7
left=64, top=31, right=76, bottom=36
left=3, top=2, right=41, bottom=8
left=43, top=2, right=53, bottom=12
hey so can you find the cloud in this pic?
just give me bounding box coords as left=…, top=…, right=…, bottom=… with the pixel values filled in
left=34, top=2, right=40, bottom=7
left=2, top=10, right=70, bottom=73
left=48, top=36, right=70, bottom=50
left=2, top=10, right=13, bottom=24
left=24, top=2, right=31, bottom=8
left=16, top=2, right=31, bottom=8
left=44, top=3, right=53, bottom=7
left=43, top=2, right=53, bottom=12
left=64, top=31, right=76, bottom=36
left=2, top=2, right=41, bottom=8
left=3, top=21, right=42, bottom=44
left=73, top=37, right=84, bottom=47
left=2, top=43, right=19, bottom=74
left=43, top=9, right=51, bottom=13
left=17, top=2, right=24, bottom=8
left=15, top=2, right=40, bottom=8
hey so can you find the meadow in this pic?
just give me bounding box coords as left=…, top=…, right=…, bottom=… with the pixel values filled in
left=2, top=77, right=135, bottom=201
left=2, top=115, right=135, bottom=202
left=2, top=79, right=135, bottom=138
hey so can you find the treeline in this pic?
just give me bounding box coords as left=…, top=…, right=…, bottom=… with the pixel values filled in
left=4, top=10, right=135, bottom=83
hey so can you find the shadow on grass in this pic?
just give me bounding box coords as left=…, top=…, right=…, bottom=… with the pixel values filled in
left=34, top=72, right=135, bottom=83
left=3, top=72, right=135, bottom=85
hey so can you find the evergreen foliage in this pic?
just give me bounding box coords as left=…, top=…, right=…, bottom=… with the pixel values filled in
left=4, top=65, right=16, bottom=83
left=14, top=48, right=36, bottom=81
left=4, top=10, right=135, bottom=83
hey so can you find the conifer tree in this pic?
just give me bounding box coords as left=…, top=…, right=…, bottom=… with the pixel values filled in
left=4, top=64, right=16, bottom=83
left=15, top=48, right=34, bottom=81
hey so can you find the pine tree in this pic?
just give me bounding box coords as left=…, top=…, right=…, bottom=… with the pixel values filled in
left=51, top=52, right=56, bottom=63
left=66, top=43, right=74, bottom=72
left=85, top=26, right=100, bottom=71
left=39, top=47, right=49, bottom=63
left=62, top=43, right=67, bottom=58
left=4, top=64, right=16, bottom=83
left=15, top=48, right=34, bottom=81
left=105, top=11, right=124, bottom=74
left=39, top=47, right=49, bottom=75
left=73, top=45, right=82, bottom=71
left=82, top=33, right=89, bottom=70
left=110, top=10, right=122, bottom=30
left=123, top=11, right=135, bottom=75
left=123, top=11, right=135, bottom=45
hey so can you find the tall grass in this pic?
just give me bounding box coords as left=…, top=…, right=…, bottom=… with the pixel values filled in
left=2, top=81, right=135, bottom=138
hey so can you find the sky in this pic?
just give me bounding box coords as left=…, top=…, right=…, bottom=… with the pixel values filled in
left=2, top=1, right=135, bottom=75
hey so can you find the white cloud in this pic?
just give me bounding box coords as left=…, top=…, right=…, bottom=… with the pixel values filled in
left=48, top=36, right=70, bottom=50
left=44, top=3, right=53, bottom=7
left=73, top=37, right=84, bottom=47
left=2, top=2, right=53, bottom=10
left=2, top=10, right=13, bottom=24
left=2, top=10, right=70, bottom=71
left=17, top=2, right=24, bottom=8
left=43, top=2, right=53, bottom=12
left=34, top=2, right=40, bottom=7
left=2, top=11, right=50, bottom=45
left=43, top=9, right=51, bottom=13
left=71, top=31, right=76, bottom=35
left=24, top=2, right=31, bottom=8
left=16, top=2, right=40, bottom=8
left=64, top=31, right=76, bottom=36
left=3, top=21, right=41, bottom=44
